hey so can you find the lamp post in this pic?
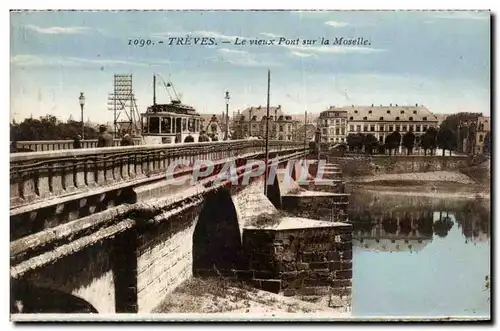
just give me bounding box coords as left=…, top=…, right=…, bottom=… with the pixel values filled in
left=224, top=90, right=230, bottom=140
left=79, top=92, right=86, bottom=139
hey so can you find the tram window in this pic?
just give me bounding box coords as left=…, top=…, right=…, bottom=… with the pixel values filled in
left=188, top=119, right=195, bottom=132
left=149, top=117, right=160, bottom=133
left=142, top=117, right=148, bottom=133
left=161, top=117, right=172, bottom=134
left=182, top=118, right=187, bottom=131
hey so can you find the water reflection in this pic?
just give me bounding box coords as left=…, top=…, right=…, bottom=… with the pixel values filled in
left=344, top=191, right=491, bottom=317
left=347, top=192, right=490, bottom=253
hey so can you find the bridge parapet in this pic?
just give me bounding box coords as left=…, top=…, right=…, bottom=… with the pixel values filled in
left=13, top=138, right=143, bottom=152
left=10, top=140, right=307, bottom=210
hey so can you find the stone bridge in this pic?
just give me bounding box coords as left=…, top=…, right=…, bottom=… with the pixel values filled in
left=10, top=140, right=351, bottom=314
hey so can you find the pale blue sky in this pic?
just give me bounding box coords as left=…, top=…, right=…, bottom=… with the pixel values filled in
left=10, top=10, right=490, bottom=123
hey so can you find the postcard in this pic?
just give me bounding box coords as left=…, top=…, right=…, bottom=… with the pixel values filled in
left=9, top=9, right=491, bottom=322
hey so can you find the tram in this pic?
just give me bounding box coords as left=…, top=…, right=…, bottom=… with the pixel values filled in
left=140, top=75, right=202, bottom=144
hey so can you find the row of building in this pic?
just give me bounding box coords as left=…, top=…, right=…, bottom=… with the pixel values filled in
left=200, top=103, right=490, bottom=154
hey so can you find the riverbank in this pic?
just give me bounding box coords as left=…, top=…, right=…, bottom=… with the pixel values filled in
left=347, top=170, right=490, bottom=199
left=153, top=277, right=350, bottom=317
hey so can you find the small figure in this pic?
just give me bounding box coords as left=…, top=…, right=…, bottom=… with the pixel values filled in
left=198, top=130, right=210, bottom=142
left=73, top=135, right=82, bottom=149
left=184, top=134, right=195, bottom=143
left=120, top=133, right=134, bottom=146
left=97, top=125, right=113, bottom=147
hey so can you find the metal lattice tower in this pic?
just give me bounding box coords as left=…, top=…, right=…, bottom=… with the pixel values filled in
left=107, top=74, right=141, bottom=137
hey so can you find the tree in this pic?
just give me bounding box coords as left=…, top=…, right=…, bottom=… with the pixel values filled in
left=437, top=127, right=454, bottom=156
left=10, top=115, right=99, bottom=141
left=385, top=131, right=401, bottom=156
left=402, top=130, right=416, bottom=155
left=363, top=134, right=378, bottom=155
left=439, top=112, right=482, bottom=153
left=346, top=133, right=364, bottom=152
left=420, top=127, right=438, bottom=156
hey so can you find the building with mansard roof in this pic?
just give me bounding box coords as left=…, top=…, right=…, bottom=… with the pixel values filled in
left=233, top=105, right=299, bottom=140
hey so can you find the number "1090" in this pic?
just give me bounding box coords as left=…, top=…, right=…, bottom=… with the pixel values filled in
left=128, top=39, right=154, bottom=47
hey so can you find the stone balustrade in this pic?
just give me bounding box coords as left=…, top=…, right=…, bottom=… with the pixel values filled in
left=12, top=138, right=143, bottom=152
left=10, top=140, right=308, bottom=210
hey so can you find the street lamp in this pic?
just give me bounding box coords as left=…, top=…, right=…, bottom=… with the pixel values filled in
left=224, top=90, right=230, bottom=140
left=79, top=92, right=86, bottom=139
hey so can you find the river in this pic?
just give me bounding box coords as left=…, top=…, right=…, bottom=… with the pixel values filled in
left=346, top=191, right=491, bottom=318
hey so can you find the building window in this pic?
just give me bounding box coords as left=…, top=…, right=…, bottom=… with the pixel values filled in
left=423, top=117, right=427, bottom=121
left=423, top=125, right=428, bottom=132
left=335, top=128, right=340, bottom=135
left=380, top=117, right=384, bottom=120
left=356, top=125, right=361, bottom=132
left=341, top=138, right=345, bottom=142
left=279, top=125, right=284, bottom=132
left=370, top=125, right=375, bottom=132
left=369, top=110, right=372, bottom=114
left=322, top=128, right=327, bottom=135
left=389, top=125, right=394, bottom=132
left=409, top=117, right=413, bottom=121
left=413, top=110, right=417, bottom=114
left=395, top=117, right=400, bottom=121
left=479, top=134, right=484, bottom=142
left=379, top=125, right=384, bottom=132
left=341, top=128, right=345, bottom=135
left=335, top=119, right=340, bottom=125
left=395, top=125, right=400, bottom=132
left=335, top=113, right=339, bottom=116
left=350, top=125, right=354, bottom=131
left=379, top=136, right=384, bottom=142
left=349, top=116, right=354, bottom=120
left=400, top=110, right=404, bottom=114
left=363, top=125, right=368, bottom=132
left=409, top=125, right=414, bottom=131
left=416, top=125, right=421, bottom=132
left=363, top=116, right=367, bottom=120
left=354, top=110, right=358, bottom=114
left=402, top=125, right=407, bottom=132
left=387, top=110, right=391, bottom=114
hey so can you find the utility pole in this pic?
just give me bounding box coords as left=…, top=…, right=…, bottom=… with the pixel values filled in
left=304, top=111, right=308, bottom=161
left=264, top=69, right=270, bottom=195
left=225, top=90, right=230, bottom=140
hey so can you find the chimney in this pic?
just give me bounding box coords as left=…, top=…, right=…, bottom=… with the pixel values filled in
left=371, top=104, right=374, bottom=107
left=395, top=104, right=398, bottom=107
left=278, top=105, right=281, bottom=109
left=415, top=103, right=418, bottom=107
left=390, top=103, right=392, bottom=107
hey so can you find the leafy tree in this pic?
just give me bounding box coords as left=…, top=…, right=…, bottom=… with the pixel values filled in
left=363, top=133, right=378, bottom=155
left=10, top=115, right=99, bottom=142
left=420, top=127, right=438, bottom=156
left=402, top=130, right=416, bottom=155
left=437, top=127, right=454, bottom=156
left=385, top=131, right=401, bottom=156
left=439, top=112, right=482, bottom=153
left=346, top=133, right=364, bottom=152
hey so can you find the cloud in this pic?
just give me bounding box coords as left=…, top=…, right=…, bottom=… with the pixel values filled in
left=216, top=48, right=278, bottom=67
left=324, top=21, right=349, bottom=28
left=290, top=51, right=315, bottom=58
left=25, top=24, right=92, bottom=34
left=260, top=32, right=282, bottom=38
left=11, top=54, right=169, bottom=67
left=425, top=11, right=490, bottom=22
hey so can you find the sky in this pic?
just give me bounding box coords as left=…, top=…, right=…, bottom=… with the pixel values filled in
left=10, top=10, right=491, bottom=124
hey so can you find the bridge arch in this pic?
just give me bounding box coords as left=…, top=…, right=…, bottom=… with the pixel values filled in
left=192, top=187, right=242, bottom=276
left=11, top=280, right=98, bottom=314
